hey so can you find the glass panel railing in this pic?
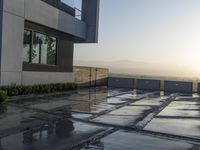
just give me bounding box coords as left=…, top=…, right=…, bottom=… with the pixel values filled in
left=60, top=0, right=84, bottom=21
left=60, top=0, right=74, bottom=8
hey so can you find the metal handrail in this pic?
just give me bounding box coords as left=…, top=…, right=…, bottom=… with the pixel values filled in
left=74, top=7, right=85, bottom=21
left=43, top=0, right=84, bottom=21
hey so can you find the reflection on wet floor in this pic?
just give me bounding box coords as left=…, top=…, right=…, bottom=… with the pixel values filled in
left=92, top=105, right=156, bottom=127
left=81, top=130, right=200, bottom=150
left=1, top=87, right=200, bottom=150
left=71, top=102, right=116, bottom=114
left=8, top=87, right=110, bottom=106
left=0, top=119, right=106, bottom=150
left=0, top=105, right=45, bottom=138
left=144, top=97, right=200, bottom=139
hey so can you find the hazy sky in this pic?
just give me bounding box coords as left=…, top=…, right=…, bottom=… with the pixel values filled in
left=74, top=0, right=200, bottom=74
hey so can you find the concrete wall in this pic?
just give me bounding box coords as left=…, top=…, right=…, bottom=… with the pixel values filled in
left=25, top=0, right=87, bottom=40
left=164, top=81, right=193, bottom=93
left=0, top=0, right=24, bottom=85
left=108, top=77, right=134, bottom=89
left=0, top=0, right=85, bottom=85
left=22, top=71, right=74, bottom=85
left=74, top=66, right=108, bottom=87
left=136, top=79, right=160, bottom=91
left=0, top=0, right=100, bottom=85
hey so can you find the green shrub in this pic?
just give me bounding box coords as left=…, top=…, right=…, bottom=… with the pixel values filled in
left=0, top=86, right=9, bottom=91
left=8, top=87, right=19, bottom=96
left=0, top=90, right=7, bottom=103
left=0, top=83, right=78, bottom=96
left=22, top=86, right=32, bottom=95
left=67, top=83, right=78, bottom=90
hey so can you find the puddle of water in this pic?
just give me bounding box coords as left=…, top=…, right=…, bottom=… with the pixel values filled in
left=0, top=119, right=106, bottom=150
left=132, top=97, right=167, bottom=106
left=0, top=106, right=37, bottom=131
left=81, top=130, right=200, bottom=150
left=71, top=102, right=115, bottom=114
left=28, top=99, right=80, bottom=111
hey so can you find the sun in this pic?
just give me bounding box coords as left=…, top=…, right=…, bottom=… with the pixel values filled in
left=185, top=50, right=200, bottom=74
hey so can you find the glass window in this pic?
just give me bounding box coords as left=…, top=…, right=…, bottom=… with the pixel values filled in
left=32, top=32, right=43, bottom=64
left=46, top=36, right=57, bottom=65
left=23, top=30, right=31, bottom=62
left=23, top=30, right=57, bottom=65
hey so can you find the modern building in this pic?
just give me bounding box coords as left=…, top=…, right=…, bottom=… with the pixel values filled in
left=0, top=0, right=100, bottom=85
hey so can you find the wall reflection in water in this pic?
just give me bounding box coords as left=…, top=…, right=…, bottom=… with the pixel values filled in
left=0, top=104, right=7, bottom=115
left=23, top=119, right=74, bottom=144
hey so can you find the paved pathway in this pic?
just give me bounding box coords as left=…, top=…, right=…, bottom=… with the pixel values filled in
left=0, top=87, right=200, bottom=150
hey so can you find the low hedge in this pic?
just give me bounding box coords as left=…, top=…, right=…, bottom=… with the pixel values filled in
left=0, top=83, right=78, bottom=97
left=0, top=90, right=7, bottom=103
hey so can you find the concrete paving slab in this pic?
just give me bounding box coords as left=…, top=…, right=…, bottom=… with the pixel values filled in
left=72, top=112, right=93, bottom=120
left=132, top=97, right=168, bottom=106
left=0, top=105, right=44, bottom=137
left=105, top=97, right=128, bottom=105
left=0, top=119, right=106, bottom=150
left=144, top=118, right=200, bottom=139
left=28, top=99, right=81, bottom=111
left=117, top=93, right=143, bottom=100
left=158, top=109, right=200, bottom=118
left=65, top=92, right=107, bottom=101
left=92, top=106, right=153, bottom=126
left=107, top=89, right=128, bottom=96
left=82, top=130, right=200, bottom=150
left=0, top=106, right=35, bottom=129
left=92, top=114, right=141, bottom=126
left=158, top=100, right=200, bottom=118
left=109, top=106, right=152, bottom=116
left=71, top=102, right=115, bottom=114
left=8, top=97, right=56, bottom=106
left=175, top=97, right=200, bottom=101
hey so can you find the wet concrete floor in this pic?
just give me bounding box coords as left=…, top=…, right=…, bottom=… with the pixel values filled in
left=0, top=87, right=200, bottom=150
left=81, top=130, right=200, bottom=150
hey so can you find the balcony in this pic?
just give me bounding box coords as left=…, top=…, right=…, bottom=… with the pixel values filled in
left=42, top=0, right=84, bottom=20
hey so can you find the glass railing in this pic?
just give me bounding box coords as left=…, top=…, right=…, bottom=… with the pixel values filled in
left=42, top=0, right=84, bottom=21
left=60, top=0, right=84, bottom=20
left=60, top=0, right=74, bottom=8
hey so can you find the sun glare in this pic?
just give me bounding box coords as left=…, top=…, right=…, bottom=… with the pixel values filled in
left=185, top=50, right=200, bottom=74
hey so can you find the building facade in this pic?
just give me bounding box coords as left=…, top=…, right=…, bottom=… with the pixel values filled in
left=0, top=0, right=100, bottom=85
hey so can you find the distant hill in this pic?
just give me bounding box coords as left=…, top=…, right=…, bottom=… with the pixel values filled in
left=74, top=60, right=200, bottom=80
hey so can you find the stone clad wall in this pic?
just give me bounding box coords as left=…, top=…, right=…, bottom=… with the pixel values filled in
left=74, top=66, right=109, bottom=87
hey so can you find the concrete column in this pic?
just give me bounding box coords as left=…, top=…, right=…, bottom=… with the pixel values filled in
left=192, top=80, right=198, bottom=93
left=0, top=0, right=25, bottom=85
left=160, top=80, right=164, bottom=91
left=82, top=0, right=100, bottom=43
left=134, top=79, right=137, bottom=89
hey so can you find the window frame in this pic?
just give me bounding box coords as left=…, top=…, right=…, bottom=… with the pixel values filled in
left=23, top=28, right=58, bottom=66
left=23, top=29, right=32, bottom=63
